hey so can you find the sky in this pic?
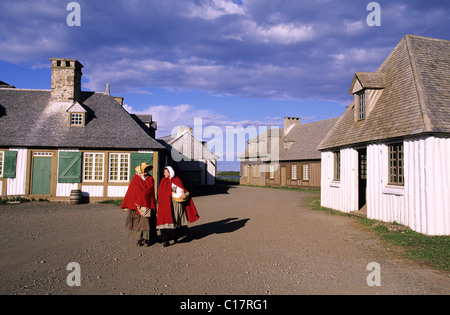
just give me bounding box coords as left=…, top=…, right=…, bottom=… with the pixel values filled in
left=0, top=0, right=449, bottom=171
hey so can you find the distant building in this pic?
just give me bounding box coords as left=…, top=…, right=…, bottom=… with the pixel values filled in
left=319, top=35, right=450, bottom=235
left=239, top=124, right=280, bottom=186
left=240, top=117, right=337, bottom=188
left=158, top=127, right=218, bottom=186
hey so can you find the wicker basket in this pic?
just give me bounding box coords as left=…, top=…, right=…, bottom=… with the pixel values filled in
left=172, top=192, right=189, bottom=203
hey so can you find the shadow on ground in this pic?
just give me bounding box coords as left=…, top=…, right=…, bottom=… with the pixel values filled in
left=182, top=217, right=249, bottom=243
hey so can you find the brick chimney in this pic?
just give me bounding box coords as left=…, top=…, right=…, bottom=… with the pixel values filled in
left=50, top=58, right=83, bottom=103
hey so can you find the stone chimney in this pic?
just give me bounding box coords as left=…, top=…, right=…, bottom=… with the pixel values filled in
left=177, top=126, right=193, bottom=137
left=283, top=117, right=301, bottom=134
left=50, top=58, right=83, bottom=104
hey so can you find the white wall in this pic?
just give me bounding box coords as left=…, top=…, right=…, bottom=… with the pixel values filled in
left=322, top=137, right=450, bottom=235
left=368, top=137, right=450, bottom=235
left=6, top=148, right=27, bottom=196
left=321, top=148, right=358, bottom=213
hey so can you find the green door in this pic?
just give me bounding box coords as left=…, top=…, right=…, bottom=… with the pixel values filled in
left=31, top=157, right=52, bottom=195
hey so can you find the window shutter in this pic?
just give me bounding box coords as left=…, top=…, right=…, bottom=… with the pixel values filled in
left=58, top=152, right=82, bottom=183
left=130, top=153, right=153, bottom=176
left=3, top=151, right=17, bottom=179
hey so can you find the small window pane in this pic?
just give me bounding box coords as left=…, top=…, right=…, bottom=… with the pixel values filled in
left=292, top=165, right=297, bottom=179
left=303, top=164, right=310, bottom=180
left=71, top=113, right=83, bottom=125
left=388, top=143, right=404, bottom=185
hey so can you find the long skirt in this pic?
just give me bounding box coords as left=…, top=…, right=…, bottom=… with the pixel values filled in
left=158, top=200, right=189, bottom=242
left=126, top=210, right=152, bottom=241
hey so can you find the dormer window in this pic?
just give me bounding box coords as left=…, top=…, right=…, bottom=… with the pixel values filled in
left=284, top=140, right=294, bottom=150
left=358, top=91, right=366, bottom=120
left=67, top=102, right=87, bottom=127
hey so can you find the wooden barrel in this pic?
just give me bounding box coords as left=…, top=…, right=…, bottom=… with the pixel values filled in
left=70, top=190, right=82, bottom=204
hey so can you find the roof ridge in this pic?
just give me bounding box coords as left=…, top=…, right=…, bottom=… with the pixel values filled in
left=405, top=35, right=432, bottom=132
left=405, top=34, right=450, bottom=43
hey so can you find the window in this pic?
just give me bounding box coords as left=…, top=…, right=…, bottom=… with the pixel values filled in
left=389, top=143, right=404, bottom=185
left=303, top=164, right=310, bottom=180
left=252, top=165, right=259, bottom=177
left=70, top=113, right=84, bottom=126
left=291, top=165, right=297, bottom=180
left=358, top=91, right=366, bottom=120
left=84, top=153, right=104, bottom=182
left=0, top=151, right=3, bottom=177
left=333, top=151, right=341, bottom=181
left=109, top=153, right=130, bottom=182
left=269, top=164, right=275, bottom=179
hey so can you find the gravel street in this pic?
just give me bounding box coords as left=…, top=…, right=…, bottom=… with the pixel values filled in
left=0, top=185, right=448, bottom=295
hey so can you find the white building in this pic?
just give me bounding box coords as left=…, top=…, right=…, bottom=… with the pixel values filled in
left=319, top=35, right=450, bottom=235
left=158, top=127, right=218, bottom=186
left=0, top=58, right=164, bottom=202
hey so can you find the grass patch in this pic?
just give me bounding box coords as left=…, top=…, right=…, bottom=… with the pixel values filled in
left=309, top=197, right=450, bottom=272
left=0, top=196, right=43, bottom=205
left=99, top=199, right=123, bottom=207
left=217, top=171, right=240, bottom=185
left=241, top=183, right=321, bottom=194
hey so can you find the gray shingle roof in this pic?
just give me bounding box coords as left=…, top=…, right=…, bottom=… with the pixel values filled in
left=0, top=89, right=164, bottom=150
left=239, top=118, right=338, bottom=161
left=319, top=35, right=450, bottom=150
left=280, top=118, right=339, bottom=161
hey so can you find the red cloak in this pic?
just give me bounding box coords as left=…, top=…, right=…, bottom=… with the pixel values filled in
left=157, top=176, right=199, bottom=226
left=121, top=174, right=156, bottom=215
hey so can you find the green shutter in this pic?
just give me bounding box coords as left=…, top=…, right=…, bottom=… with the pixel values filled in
left=58, top=152, right=82, bottom=183
left=3, top=151, right=17, bottom=179
left=130, top=153, right=153, bottom=176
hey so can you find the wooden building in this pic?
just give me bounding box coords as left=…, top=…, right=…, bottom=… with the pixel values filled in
left=240, top=117, right=337, bottom=188
left=266, top=117, right=338, bottom=188
left=319, top=35, right=450, bottom=235
left=0, top=58, right=165, bottom=202
left=158, top=127, right=218, bottom=186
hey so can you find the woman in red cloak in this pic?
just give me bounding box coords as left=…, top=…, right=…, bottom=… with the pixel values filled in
left=157, top=166, right=199, bottom=247
left=121, top=163, right=157, bottom=247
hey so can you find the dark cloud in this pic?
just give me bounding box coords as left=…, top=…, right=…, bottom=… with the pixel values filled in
left=0, top=0, right=448, bottom=103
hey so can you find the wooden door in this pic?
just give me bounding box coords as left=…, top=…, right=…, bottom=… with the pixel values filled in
left=31, top=157, right=52, bottom=195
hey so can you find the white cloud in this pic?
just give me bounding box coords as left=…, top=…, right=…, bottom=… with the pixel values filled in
left=186, top=0, right=246, bottom=20
left=126, top=103, right=280, bottom=139
left=343, top=20, right=365, bottom=35
left=248, top=22, right=316, bottom=44
left=329, top=47, right=392, bottom=68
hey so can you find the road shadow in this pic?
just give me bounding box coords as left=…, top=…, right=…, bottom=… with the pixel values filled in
left=181, top=217, right=249, bottom=243
left=186, top=184, right=238, bottom=198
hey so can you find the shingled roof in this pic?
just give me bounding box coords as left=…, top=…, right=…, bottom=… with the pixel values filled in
left=319, top=35, right=450, bottom=150
left=0, top=88, right=164, bottom=150
left=280, top=118, right=339, bottom=161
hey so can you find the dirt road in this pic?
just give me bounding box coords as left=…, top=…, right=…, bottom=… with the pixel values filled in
left=0, top=185, right=448, bottom=295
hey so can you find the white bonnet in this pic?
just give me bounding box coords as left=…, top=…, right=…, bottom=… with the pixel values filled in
left=165, top=166, right=175, bottom=178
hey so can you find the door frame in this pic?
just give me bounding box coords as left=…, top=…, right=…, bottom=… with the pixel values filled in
left=29, top=151, right=57, bottom=196
left=357, top=148, right=367, bottom=210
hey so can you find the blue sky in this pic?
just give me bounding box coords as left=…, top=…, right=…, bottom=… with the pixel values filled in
left=1, top=0, right=449, bottom=170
